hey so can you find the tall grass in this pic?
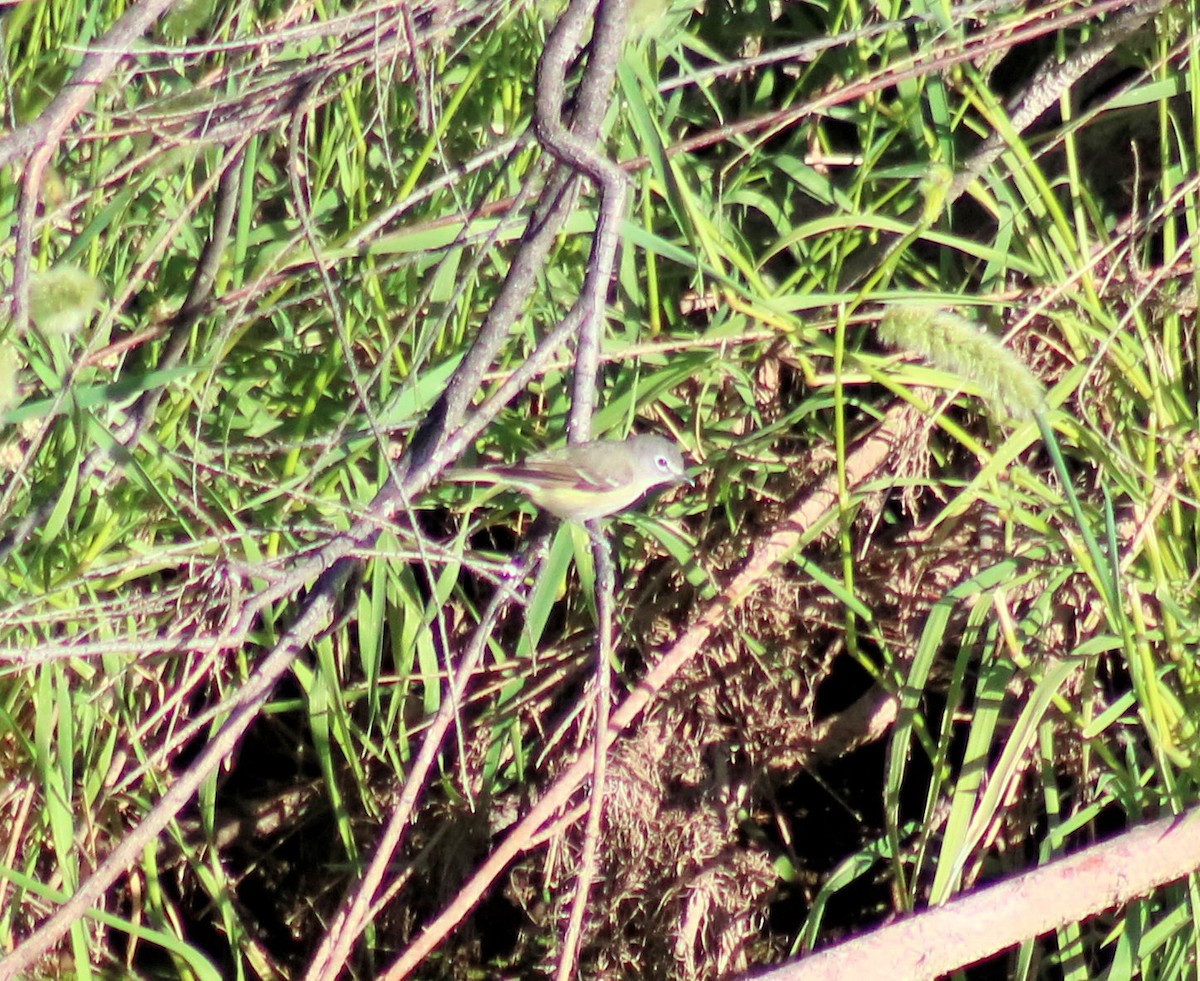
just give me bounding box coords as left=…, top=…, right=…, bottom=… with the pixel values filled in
left=0, top=0, right=1197, bottom=978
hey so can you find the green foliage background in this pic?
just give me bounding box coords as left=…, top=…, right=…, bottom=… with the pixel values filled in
left=1, top=0, right=1198, bottom=978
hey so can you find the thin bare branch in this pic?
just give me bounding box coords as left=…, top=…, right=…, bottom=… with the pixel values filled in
left=749, top=807, right=1200, bottom=980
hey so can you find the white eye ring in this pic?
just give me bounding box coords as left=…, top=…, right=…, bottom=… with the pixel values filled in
left=655, top=455, right=670, bottom=470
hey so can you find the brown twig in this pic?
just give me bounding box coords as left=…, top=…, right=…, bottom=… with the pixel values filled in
left=530, top=0, right=631, bottom=445
left=745, top=806, right=1200, bottom=980
left=948, top=0, right=1169, bottom=200
left=555, top=520, right=617, bottom=981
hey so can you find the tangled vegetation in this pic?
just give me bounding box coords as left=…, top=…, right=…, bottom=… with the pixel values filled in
left=1, top=1, right=1198, bottom=978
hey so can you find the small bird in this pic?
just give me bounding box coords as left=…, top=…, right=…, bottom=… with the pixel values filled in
left=447, top=433, right=692, bottom=522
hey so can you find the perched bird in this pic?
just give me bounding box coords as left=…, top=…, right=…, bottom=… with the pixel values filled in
left=447, top=433, right=692, bottom=521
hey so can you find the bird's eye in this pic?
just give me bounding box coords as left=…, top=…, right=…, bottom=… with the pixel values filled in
left=655, top=455, right=670, bottom=470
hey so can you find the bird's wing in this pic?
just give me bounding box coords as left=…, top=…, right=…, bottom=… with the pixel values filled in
left=502, top=459, right=621, bottom=491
